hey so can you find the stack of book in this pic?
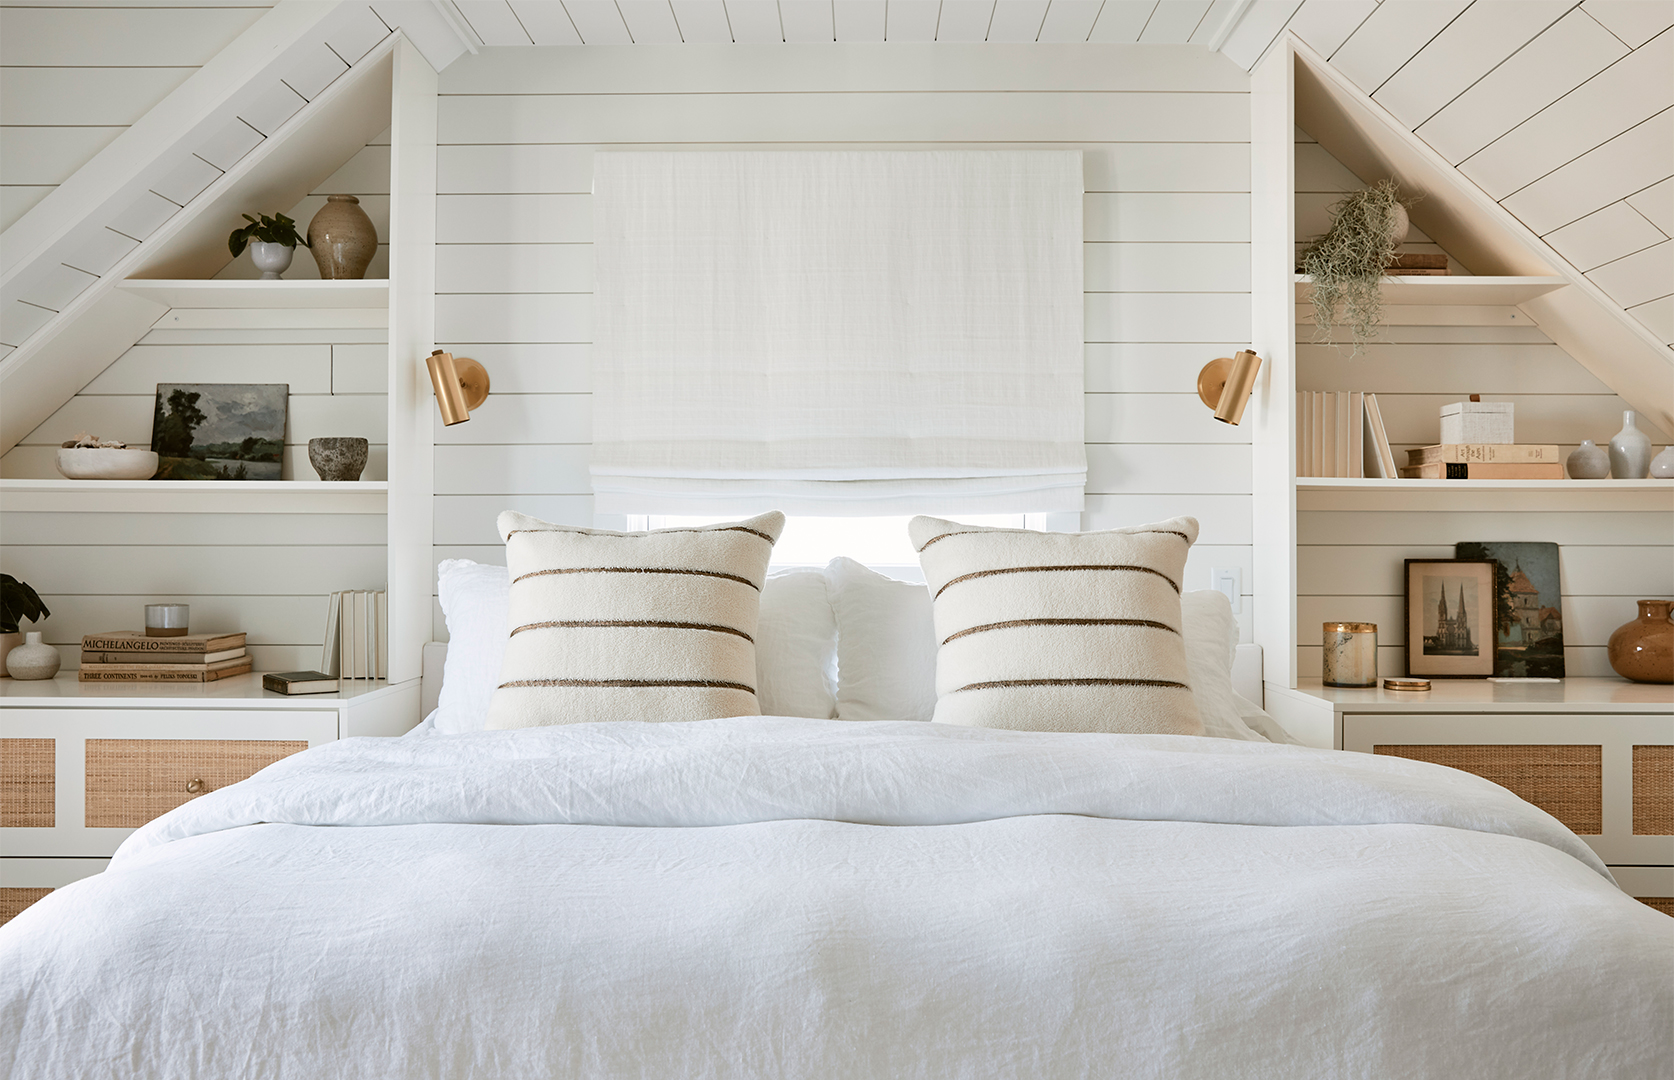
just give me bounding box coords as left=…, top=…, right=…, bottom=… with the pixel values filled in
left=79, top=631, right=250, bottom=682
left=1398, top=444, right=1563, bottom=479
left=321, top=590, right=388, bottom=680
left=1387, top=253, right=1449, bottom=276
left=1297, top=391, right=1397, bottom=478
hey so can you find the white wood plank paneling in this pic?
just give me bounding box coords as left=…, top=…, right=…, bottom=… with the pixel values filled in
left=1460, top=30, right=1674, bottom=201
left=567, top=1, right=634, bottom=44
left=1138, top=0, right=1211, bottom=45
left=1544, top=200, right=1668, bottom=272
left=1587, top=239, right=1674, bottom=311
left=726, top=1, right=784, bottom=42
left=0, top=5, right=267, bottom=67
left=1286, top=0, right=1376, bottom=60
left=780, top=0, right=835, bottom=42
left=670, top=2, right=732, bottom=43
left=0, top=68, right=195, bottom=127
left=1581, top=0, right=1674, bottom=49
left=1329, top=0, right=1471, bottom=96
left=1625, top=176, right=1674, bottom=236
left=1501, top=108, right=1674, bottom=235
left=1627, top=294, right=1674, bottom=343
left=1088, top=2, right=1158, bottom=44
left=987, top=1, right=1049, bottom=42
left=0, top=127, right=125, bottom=187
left=1038, top=0, right=1102, bottom=43
left=834, top=0, right=888, bottom=42
left=506, top=1, right=583, bottom=45
left=1371, top=1, right=1570, bottom=131
left=619, top=1, right=685, bottom=43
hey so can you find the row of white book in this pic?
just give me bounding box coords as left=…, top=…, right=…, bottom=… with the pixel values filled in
left=1297, top=391, right=1398, bottom=478
left=320, top=590, right=388, bottom=680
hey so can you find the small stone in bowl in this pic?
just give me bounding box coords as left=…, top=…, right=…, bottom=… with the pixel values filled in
left=308, top=437, right=369, bottom=481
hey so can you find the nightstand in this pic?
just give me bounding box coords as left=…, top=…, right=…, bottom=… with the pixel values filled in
left=0, top=673, right=420, bottom=925
left=1265, top=677, right=1674, bottom=914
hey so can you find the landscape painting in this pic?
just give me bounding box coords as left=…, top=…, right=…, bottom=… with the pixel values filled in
left=151, top=383, right=287, bottom=480
left=1456, top=541, right=1565, bottom=678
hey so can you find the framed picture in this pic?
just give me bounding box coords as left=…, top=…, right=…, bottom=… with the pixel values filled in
left=151, top=383, right=287, bottom=480
left=1455, top=541, right=1565, bottom=679
left=1404, top=559, right=1496, bottom=678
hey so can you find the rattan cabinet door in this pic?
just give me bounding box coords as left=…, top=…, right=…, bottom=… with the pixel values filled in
left=1342, top=712, right=1674, bottom=868
left=85, top=739, right=307, bottom=828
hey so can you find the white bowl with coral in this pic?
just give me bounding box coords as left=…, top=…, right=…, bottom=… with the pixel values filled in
left=55, top=447, right=159, bottom=480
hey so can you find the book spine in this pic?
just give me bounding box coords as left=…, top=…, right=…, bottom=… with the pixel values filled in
left=77, top=658, right=251, bottom=674
left=79, top=635, right=246, bottom=652
left=81, top=649, right=245, bottom=665
left=1400, top=462, right=1565, bottom=479
left=80, top=669, right=211, bottom=682
left=1408, top=444, right=1561, bottom=464
left=202, top=661, right=254, bottom=682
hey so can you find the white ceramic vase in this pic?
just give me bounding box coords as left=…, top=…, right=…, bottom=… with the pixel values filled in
left=6, top=631, right=60, bottom=680
left=1566, top=440, right=1610, bottom=479
left=1608, top=410, right=1652, bottom=479
left=1650, top=446, right=1674, bottom=479
left=249, top=241, right=294, bottom=280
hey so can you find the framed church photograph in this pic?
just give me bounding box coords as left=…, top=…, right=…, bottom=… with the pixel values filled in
left=1403, top=559, right=1496, bottom=678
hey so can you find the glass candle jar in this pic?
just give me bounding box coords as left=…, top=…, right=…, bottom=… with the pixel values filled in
left=145, top=604, right=189, bottom=637
left=1323, top=622, right=1377, bottom=687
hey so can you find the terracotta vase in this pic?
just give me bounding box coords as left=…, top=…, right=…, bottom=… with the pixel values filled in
left=306, top=195, right=377, bottom=280
left=1607, top=600, right=1674, bottom=684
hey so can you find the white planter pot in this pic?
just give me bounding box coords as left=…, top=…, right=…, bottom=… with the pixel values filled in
left=249, top=241, right=295, bottom=280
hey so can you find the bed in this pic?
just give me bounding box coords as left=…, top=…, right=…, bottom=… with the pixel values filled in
left=3, top=520, right=1670, bottom=1078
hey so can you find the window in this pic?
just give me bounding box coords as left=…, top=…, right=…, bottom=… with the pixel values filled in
left=627, top=514, right=1061, bottom=580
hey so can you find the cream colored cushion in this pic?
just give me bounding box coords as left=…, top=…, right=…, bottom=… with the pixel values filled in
left=485, top=511, right=784, bottom=729
left=908, top=515, right=1204, bottom=736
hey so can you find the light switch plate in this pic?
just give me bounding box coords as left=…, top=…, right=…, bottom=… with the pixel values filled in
left=1211, top=568, right=1242, bottom=612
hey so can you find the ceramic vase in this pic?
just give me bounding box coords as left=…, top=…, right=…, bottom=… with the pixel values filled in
left=1651, top=446, right=1674, bottom=479
left=1386, top=203, right=1410, bottom=246
left=1607, top=600, right=1673, bottom=684
left=6, top=632, right=60, bottom=680
left=307, top=195, right=377, bottom=280
left=1566, top=440, right=1610, bottom=479
left=308, top=437, right=369, bottom=481
left=0, top=631, right=20, bottom=678
left=1608, top=410, right=1652, bottom=479
left=249, top=241, right=294, bottom=280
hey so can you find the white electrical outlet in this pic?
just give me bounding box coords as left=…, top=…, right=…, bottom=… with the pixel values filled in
left=1211, top=568, right=1242, bottom=613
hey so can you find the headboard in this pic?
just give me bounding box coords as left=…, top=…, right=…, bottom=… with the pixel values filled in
left=418, top=642, right=1265, bottom=721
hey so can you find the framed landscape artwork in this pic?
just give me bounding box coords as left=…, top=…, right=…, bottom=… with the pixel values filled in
left=1403, top=558, right=1496, bottom=678
left=1455, top=541, right=1565, bottom=678
left=151, top=383, right=287, bottom=480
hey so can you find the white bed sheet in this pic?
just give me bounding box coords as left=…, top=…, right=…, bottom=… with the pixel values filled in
left=3, top=718, right=1668, bottom=1079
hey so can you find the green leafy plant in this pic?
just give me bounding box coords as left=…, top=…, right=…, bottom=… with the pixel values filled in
left=0, top=574, right=50, bottom=635
left=1299, top=179, right=1415, bottom=356
left=227, top=212, right=310, bottom=257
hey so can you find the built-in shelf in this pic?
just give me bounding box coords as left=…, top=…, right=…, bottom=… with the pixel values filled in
left=116, top=279, right=388, bottom=309
left=1297, top=478, right=1671, bottom=490
left=0, top=479, right=388, bottom=514
left=1293, top=274, right=1568, bottom=306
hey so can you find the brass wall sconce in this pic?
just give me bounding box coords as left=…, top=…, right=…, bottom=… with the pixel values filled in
left=1196, top=350, right=1263, bottom=425
left=426, top=349, right=490, bottom=426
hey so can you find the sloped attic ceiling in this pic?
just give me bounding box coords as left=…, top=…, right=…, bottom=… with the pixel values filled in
left=1249, top=0, right=1673, bottom=348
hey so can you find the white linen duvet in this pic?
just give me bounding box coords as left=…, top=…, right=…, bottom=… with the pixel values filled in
left=3, top=718, right=1669, bottom=1079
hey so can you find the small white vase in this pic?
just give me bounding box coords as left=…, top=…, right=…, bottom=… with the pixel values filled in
left=6, top=632, right=60, bottom=680
left=249, top=241, right=294, bottom=280
left=1386, top=202, right=1410, bottom=246
left=1651, top=446, right=1674, bottom=479
left=1608, top=410, right=1653, bottom=479
left=1566, top=440, right=1610, bottom=479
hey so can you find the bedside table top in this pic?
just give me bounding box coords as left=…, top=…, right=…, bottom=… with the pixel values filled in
left=0, top=673, right=417, bottom=709
left=1278, top=677, right=1674, bottom=714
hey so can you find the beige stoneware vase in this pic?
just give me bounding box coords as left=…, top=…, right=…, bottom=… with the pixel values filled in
left=307, top=195, right=377, bottom=280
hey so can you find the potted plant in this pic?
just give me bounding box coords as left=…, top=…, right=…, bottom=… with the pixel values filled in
left=1, top=574, right=51, bottom=678
left=1299, top=179, right=1414, bottom=355
left=228, top=212, right=310, bottom=280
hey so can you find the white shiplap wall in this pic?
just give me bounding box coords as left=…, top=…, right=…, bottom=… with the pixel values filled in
left=0, top=1, right=272, bottom=232
left=1293, top=128, right=1674, bottom=678
left=428, top=43, right=1256, bottom=641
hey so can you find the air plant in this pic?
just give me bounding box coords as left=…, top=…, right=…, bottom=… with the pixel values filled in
left=1299, top=179, right=1415, bottom=356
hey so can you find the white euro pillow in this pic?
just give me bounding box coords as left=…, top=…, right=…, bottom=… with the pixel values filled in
left=434, top=559, right=837, bottom=731
left=824, top=557, right=939, bottom=722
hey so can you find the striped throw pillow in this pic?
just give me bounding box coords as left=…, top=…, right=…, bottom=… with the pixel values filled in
left=907, top=515, right=1204, bottom=736
left=485, top=511, right=784, bottom=729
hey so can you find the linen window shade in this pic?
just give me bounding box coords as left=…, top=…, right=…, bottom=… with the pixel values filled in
left=590, top=151, right=1086, bottom=516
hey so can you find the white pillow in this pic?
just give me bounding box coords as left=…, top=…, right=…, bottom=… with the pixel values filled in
left=755, top=567, right=838, bottom=719
left=435, top=559, right=511, bottom=735
left=1179, top=590, right=1266, bottom=742
left=434, top=560, right=838, bottom=730
left=824, top=557, right=939, bottom=722
left=822, top=555, right=1268, bottom=741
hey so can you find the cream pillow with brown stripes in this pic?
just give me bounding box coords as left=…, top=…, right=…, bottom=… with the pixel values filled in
left=485, top=511, right=784, bottom=728
left=907, top=515, right=1204, bottom=736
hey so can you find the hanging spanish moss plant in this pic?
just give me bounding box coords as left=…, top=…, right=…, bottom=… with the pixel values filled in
left=1299, top=179, right=1414, bottom=356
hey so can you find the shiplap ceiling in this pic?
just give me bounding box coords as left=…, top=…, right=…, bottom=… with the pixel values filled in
left=443, top=1, right=1257, bottom=47
left=1265, top=0, right=1674, bottom=348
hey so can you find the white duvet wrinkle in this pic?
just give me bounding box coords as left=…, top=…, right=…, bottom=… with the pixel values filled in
left=105, top=718, right=1611, bottom=885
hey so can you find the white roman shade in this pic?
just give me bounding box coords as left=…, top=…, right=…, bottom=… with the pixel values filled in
left=590, top=151, right=1085, bottom=516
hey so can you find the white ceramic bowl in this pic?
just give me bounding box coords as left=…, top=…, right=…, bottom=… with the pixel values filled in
left=55, top=447, right=159, bottom=480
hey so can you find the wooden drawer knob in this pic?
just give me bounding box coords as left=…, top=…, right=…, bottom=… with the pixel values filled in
left=185, top=778, right=205, bottom=795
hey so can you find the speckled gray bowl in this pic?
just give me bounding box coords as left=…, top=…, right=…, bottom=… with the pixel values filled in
left=307, top=437, right=369, bottom=481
